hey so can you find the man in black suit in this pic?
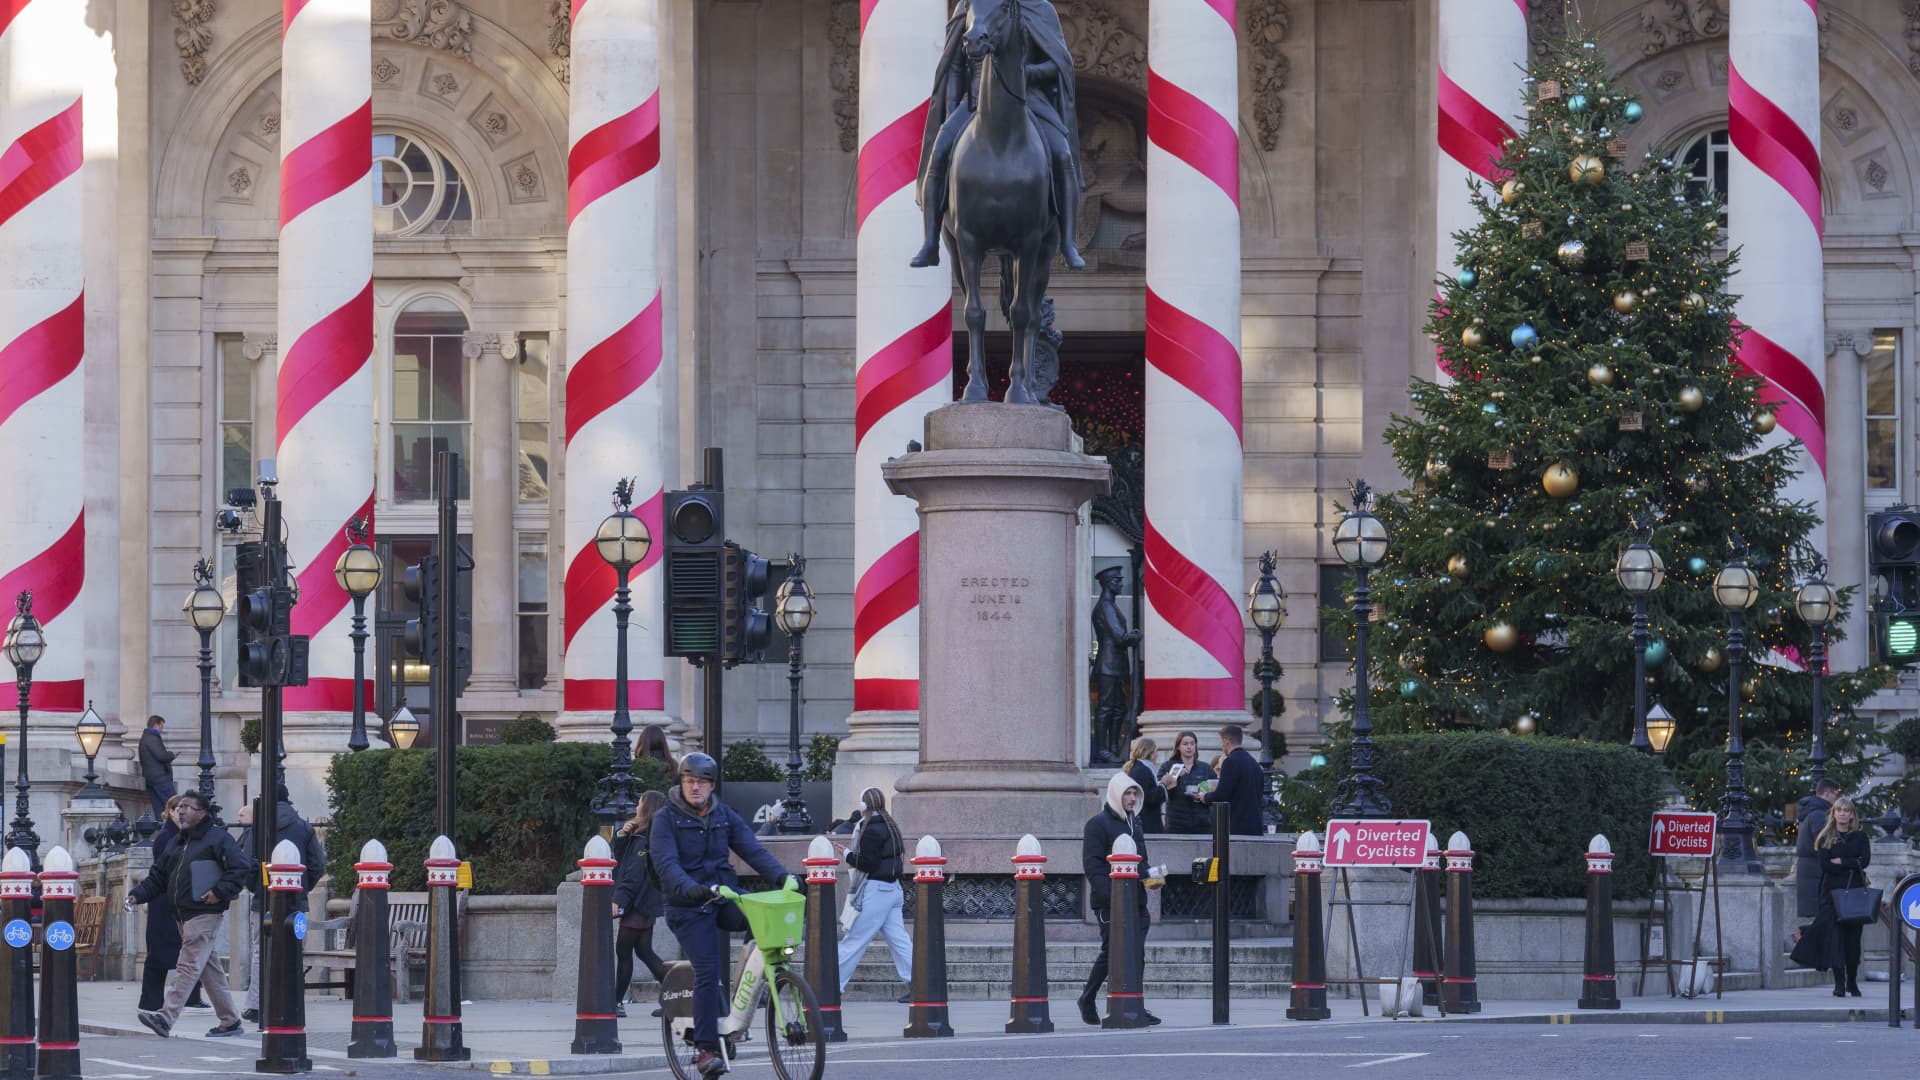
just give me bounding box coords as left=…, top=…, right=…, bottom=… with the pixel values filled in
left=138, top=715, right=178, bottom=820
left=1195, top=725, right=1266, bottom=837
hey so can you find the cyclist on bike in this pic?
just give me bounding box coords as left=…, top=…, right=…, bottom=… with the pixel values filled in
left=651, top=752, right=797, bottom=1078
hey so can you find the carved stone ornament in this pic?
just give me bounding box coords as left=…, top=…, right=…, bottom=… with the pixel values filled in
left=174, top=0, right=217, bottom=87
left=829, top=0, right=860, bottom=153
left=548, top=0, right=572, bottom=86
left=377, top=0, right=474, bottom=59
left=1243, top=0, right=1291, bottom=152
left=241, top=334, right=278, bottom=362
left=1526, top=0, right=1566, bottom=59
left=1906, top=3, right=1920, bottom=77
left=1638, top=0, right=1831, bottom=59
left=1056, top=0, right=1147, bottom=90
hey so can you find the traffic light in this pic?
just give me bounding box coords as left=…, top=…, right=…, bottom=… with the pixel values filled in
left=1869, top=509, right=1920, bottom=663
left=1880, top=612, right=1920, bottom=663
left=722, top=542, right=771, bottom=666
left=663, top=488, right=725, bottom=657
left=234, top=540, right=305, bottom=687
left=400, top=553, right=472, bottom=691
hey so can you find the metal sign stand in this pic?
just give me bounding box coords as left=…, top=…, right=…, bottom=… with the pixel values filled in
left=1635, top=858, right=1679, bottom=997
left=1890, top=872, right=1920, bottom=1029
left=1323, top=868, right=1445, bottom=1019
left=1676, top=858, right=1725, bottom=1000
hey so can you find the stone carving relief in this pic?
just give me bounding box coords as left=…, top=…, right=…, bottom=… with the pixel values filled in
left=375, top=0, right=474, bottom=59
left=469, top=93, right=520, bottom=150
left=421, top=64, right=463, bottom=107
left=375, top=55, right=404, bottom=85
left=1243, top=0, right=1291, bottom=152
left=1906, top=3, right=1920, bottom=78
left=828, top=0, right=860, bottom=153
left=548, top=1, right=572, bottom=86
left=1057, top=0, right=1147, bottom=91
left=1854, top=150, right=1895, bottom=200
left=218, top=153, right=261, bottom=206
left=503, top=151, right=546, bottom=205
left=1636, top=0, right=1830, bottom=59
left=174, top=0, right=217, bottom=86
left=1526, top=0, right=1566, bottom=59
left=1075, top=105, right=1148, bottom=271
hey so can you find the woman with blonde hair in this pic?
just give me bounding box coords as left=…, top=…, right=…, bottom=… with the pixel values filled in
left=1814, top=795, right=1871, bottom=997
left=1123, top=736, right=1167, bottom=833
left=612, top=790, right=670, bottom=1016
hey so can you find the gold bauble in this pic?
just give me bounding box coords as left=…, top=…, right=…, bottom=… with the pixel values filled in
left=1501, top=179, right=1525, bottom=205
left=1530, top=354, right=1543, bottom=364
left=1740, top=678, right=1759, bottom=701
left=1447, top=555, right=1470, bottom=580
left=1678, top=385, right=1704, bottom=412
left=1753, top=410, right=1778, bottom=435
left=1424, top=459, right=1451, bottom=482
left=1515, top=713, right=1538, bottom=736
left=1556, top=239, right=1589, bottom=268
left=1699, top=646, right=1723, bottom=672
left=1613, top=290, right=1638, bottom=314
left=1683, top=291, right=1705, bottom=309
left=1569, top=154, right=1605, bottom=185
left=1542, top=462, right=1579, bottom=498
left=1484, top=622, right=1520, bottom=653
left=1462, top=325, right=1487, bottom=348
left=1587, top=363, right=1614, bottom=387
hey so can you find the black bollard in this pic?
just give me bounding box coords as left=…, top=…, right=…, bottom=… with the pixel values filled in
left=572, top=835, right=621, bottom=1054
left=1101, top=833, right=1149, bottom=1029
left=36, top=847, right=80, bottom=1080
left=0, top=848, right=32, bottom=1080
left=903, top=835, right=952, bottom=1038
left=1442, top=830, right=1481, bottom=1014
left=1578, top=834, right=1619, bottom=1010
left=1285, top=831, right=1330, bottom=1021
left=802, top=836, right=848, bottom=1042
left=258, top=839, right=314, bottom=1074
left=414, top=835, right=470, bottom=1062
left=349, top=840, right=396, bottom=1058
left=1005, top=834, right=1052, bottom=1034
left=1413, top=833, right=1444, bottom=1007
left=1211, top=802, right=1229, bottom=1025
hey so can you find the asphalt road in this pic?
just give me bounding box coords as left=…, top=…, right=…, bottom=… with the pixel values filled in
left=74, top=1020, right=1920, bottom=1080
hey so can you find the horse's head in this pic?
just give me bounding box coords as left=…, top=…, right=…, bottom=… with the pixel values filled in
left=963, top=0, right=1018, bottom=63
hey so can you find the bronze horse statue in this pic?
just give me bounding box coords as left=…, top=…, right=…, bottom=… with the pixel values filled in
left=945, top=0, right=1060, bottom=406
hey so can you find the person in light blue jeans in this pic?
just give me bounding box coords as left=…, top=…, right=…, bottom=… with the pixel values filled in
left=835, top=788, right=913, bottom=998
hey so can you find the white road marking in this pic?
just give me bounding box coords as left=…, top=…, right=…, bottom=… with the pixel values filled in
left=89, top=1059, right=220, bottom=1076
left=1637, top=1033, right=1660, bottom=1038
left=824, top=1051, right=1429, bottom=1068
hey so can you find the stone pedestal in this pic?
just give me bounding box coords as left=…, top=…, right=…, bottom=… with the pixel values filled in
left=883, top=405, right=1109, bottom=837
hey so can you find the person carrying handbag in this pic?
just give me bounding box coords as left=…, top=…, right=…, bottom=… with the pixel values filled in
left=613, top=790, right=670, bottom=1018
left=833, top=787, right=913, bottom=1001
left=1814, top=795, right=1873, bottom=997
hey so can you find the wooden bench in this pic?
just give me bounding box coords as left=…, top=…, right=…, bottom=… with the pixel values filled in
left=306, top=891, right=462, bottom=1004
left=72, top=896, right=108, bottom=981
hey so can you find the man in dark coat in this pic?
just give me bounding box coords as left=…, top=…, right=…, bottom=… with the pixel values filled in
left=1198, top=725, right=1266, bottom=837
left=238, top=788, right=327, bottom=1023
left=911, top=0, right=1087, bottom=269
left=125, top=792, right=250, bottom=1038
left=1078, top=771, right=1160, bottom=1027
left=138, top=715, right=178, bottom=820
left=1090, top=566, right=1140, bottom=764
left=1795, top=778, right=1840, bottom=919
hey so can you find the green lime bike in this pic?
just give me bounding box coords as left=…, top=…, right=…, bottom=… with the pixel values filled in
left=659, top=881, right=827, bottom=1080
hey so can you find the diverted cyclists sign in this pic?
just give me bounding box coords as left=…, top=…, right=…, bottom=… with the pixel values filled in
left=1323, top=819, right=1432, bottom=868
left=1650, top=809, right=1717, bottom=858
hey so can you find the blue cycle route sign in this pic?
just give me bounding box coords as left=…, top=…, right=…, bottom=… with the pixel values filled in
left=1898, top=874, right=1920, bottom=931
left=45, top=921, right=74, bottom=951
left=292, top=912, right=307, bottom=940
left=2, top=919, right=30, bottom=948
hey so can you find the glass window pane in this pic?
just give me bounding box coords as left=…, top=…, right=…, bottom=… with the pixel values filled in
left=393, top=342, right=428, bottom=420
left=394, top=300, right=467, bottom=337
left=517, top=422, right=550, bottom=503
left=518, top=336, right=550, bottom=421
left=391, top=423, right=436, bottom=502
left=1866, top=348, right=1896, bottom=416
left=519, top=536, right=549, bottom=608
left=1868, top=419, right=1897, bottom=490
left=431, top=336, right=468, bottom=420
left=219, top=336, right=251, bottom=420
left=517, top=614, right=548, bottom=690
left=222, top=423, right=253, bottom=496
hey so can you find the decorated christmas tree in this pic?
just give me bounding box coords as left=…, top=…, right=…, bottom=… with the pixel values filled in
left=1337, top=40, right=1881, bottom=811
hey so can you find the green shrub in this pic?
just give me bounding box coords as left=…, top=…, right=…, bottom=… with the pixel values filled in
left=240, top=716, right=262, bottom=755
left=1289, top=733, right=1663, bottom=899
left=325, top=744, right=671, bottom=894
left=721, top=739, right=783, bottom=782
left=803, top=734, right=840, bottom=783
left=498, top=715, right=558, bottom=744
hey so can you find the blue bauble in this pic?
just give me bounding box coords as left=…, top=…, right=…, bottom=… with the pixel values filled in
left=1309, top=753, right=1328, bottom=769
left=1567, top=94, right=1588, bottom=113
left=1457, top=268, right=1478, bottom=288
left=1644, top=639, right=1669, bottom=666
left=1482, top=402, right=1499, bottom=415
left=1687, top=556, right=1708, bottom=574
left=1510, top=323, right=1538, bottom=349
left=1624, top=101, right=1644, bottom=123
left=1400, top=680, right=1420, bottom=699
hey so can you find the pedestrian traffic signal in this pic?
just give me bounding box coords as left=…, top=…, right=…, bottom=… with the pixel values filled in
left=235, top=541, right=280, bottom=687
left=663, top=488, right=725, bottom=657
left=1869, top=509, right=1920, bottom=664
left=1879, top=612, right=1920, bottom=664
left=721, top=543, right=771, bottom=667
left=400, top=553, right=471, bottom=691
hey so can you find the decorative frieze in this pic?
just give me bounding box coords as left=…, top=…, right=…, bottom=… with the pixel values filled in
left=1244, top=0, right=1291, bottom=152
left=548, top=0, right=572, bottom=85
left=828, top=0, right=859, bottom=153
left=174, top=0, right=217, bottom=86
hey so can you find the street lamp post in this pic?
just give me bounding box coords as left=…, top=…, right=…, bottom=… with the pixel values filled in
left=1331, top=480, right=1392, bottom=819
left=1713, top=537, right=1763, bottom=873
left=3, top=591, right=45, bottom=867
left=1794, top=557, right=1837, bottom=788
left=1246, top=550, right=1287, bottom=832
left=1613, top=519, right=1665, bottom=753
left=184, top=557, right=226, bottom=818
left=774, top=557, right=816, bottom=835
left=335, top=517, right=384, bottom=753
left=389, top=706, right=421, bottom=751
left=73, top=702, right=107, bottom=800
left=591, top=479, right=652, bottom=835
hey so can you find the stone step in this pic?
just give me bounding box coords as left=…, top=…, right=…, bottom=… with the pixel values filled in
left=838, top=941, right=1294, bottom=963
left=845, top=962, right=1296, bottom=985
left=837, top=981, right=1293, bottom=1001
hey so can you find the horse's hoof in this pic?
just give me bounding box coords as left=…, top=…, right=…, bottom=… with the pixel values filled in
left=960, top=385, right=989, bottom=403
left=1005, top=388, right=1038, bottom=406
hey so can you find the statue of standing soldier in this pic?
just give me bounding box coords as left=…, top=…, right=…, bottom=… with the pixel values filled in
left=1090, top=565, right=1139, bottom=765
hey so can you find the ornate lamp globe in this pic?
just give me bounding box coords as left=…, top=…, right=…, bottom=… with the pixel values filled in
left=1644, top=702, right=1677, bottom=755
left=774, top=572, right=815, bottom=637
left=183, top=580, right=227, bottom=633
left=1794, top=576, right=1837, bottom=628
left=3, top=609, right=44, bottom=669
left=389, top=706, right=421, bottom=750
left=1713, top=558, right=1761, bottom=612
left=74, top=702, right=106, bottom=759
left=1246, top=575, right=1286, bottom=633
left=1332, top=508, right=1390, bottom=567
left=595, top=507, right=652, bottom=571
left=334, top=542, right=384, bottom=599
left=1614, top=541, right=1665, bottom=596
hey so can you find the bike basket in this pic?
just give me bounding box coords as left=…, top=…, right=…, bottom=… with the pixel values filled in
left=736, top=888, right=807, bottom=952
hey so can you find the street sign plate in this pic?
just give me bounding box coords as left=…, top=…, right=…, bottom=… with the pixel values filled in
left=1323, top=819, right=1432, bottom=867
left=1650, top=809, right=1718, bottom=858
left=1895, top=874, right=1920, bottom=931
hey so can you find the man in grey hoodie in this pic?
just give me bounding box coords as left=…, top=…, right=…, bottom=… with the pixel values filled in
left=1078, top=772, right=1161, bottom=1027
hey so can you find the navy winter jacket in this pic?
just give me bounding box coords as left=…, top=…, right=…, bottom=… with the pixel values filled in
left=649, top=790, right=791, bottom=908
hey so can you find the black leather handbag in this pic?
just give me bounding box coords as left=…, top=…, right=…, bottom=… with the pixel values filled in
left=1832, top=870, right=1883, bottom=926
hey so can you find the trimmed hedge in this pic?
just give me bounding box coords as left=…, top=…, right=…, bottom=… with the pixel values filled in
left=325, top=743, right=671, bottom=894
left=1281, top=733, right=1663, bottom=899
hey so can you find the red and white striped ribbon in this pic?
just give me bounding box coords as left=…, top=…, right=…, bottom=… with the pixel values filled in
left=1142, top=0, right=1243, bottom=717
left=276, top=0, right=373, bottom=712
left=1434, top=0, right=1527, bottom=381
left=1730, top=0, right=1825, bottom=544
left=563, top=0, right=666, bottom=713
left=0, top=0, right=87, bottom=710
left=853, top=0, right=951, bottom=715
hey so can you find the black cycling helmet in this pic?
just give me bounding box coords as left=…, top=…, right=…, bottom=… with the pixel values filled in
left=679, top=752, right=719, bottom=783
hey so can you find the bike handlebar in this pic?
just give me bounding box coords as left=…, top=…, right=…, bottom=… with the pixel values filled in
left=713, top=876, right=799, bottom=903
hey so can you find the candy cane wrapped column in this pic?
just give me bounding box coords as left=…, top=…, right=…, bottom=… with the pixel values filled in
left=560, top=0, right=668, bottom=734
left=277, top=0, right=373, bottom=746
left=1139, top=0, right=1244, bottom=745
left=1729, top=0, right=1825, bottom=551
left=0, top=0, right=87, bottom=713
left=837, top=0, right=951, bottom=809
left=1434, top=0, right=1527, bottom=382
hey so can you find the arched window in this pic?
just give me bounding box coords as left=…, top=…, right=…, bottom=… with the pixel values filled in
left=373, top=132, right=473, bottom=236
left=390, top=297, right=471, bottom=502
left=1679, top=128, right=1730, bottom=226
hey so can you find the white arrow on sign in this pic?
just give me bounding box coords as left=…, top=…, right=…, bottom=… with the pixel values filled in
left=1654, top=820, right=1665, bottom=846
left=1905, top=894, right=1920, bottom=929
left=1330, top=827, right=1351, bottom=862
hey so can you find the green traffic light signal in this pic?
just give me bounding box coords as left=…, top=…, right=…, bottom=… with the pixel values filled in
left=1887, top=615, right=1920, bottom=660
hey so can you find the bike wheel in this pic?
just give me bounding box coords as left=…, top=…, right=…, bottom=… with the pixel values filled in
left=661, top=1010, right=701, bottom=1080
left=765, top=969, right=826, bottom=1080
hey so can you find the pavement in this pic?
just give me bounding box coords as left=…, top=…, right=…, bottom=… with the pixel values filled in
left=71, top=977, right=1919, bottom=1075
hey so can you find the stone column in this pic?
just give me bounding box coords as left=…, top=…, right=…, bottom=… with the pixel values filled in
left=1433, top=0, right=1527, bottom=382
left=1138, top=0, right=1245, bottom=749
left=1825, top=330, right=1870, bottom=672
left=461, top=331, right=520, bottom=706
left=243, top=334, right=279, bottom=459
left=839, top=0, right=953, bottom=811
left=560, top=0, right=670, bottom=742
left=0, top=0, right=89, bottom=713
left=1730, top=0, right=1826, bottom=553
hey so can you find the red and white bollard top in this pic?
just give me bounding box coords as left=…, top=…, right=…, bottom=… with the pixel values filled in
left=804, top=835, right=839, bottom=885
left=425, top=835, right=460, bottom=888
left=1445, top=830, right=1475, bottom=873
left=268, top=839, right=305, bottom=892
left=1421, top=832, right=1441, bottom=873
left=38, top=845, right=77, bottom=900
left=356, top=839, right=393, bottom=890
left=1293, top=831, right=1323, bottom=875
left=0, top=848, right=31, bottom=900
left=579, top=835, right=616, bottom=886
left=1586, top=834, right=1614, bottom=875
left=1012, top=833, right=1046, bottom=881
left=1107, top=833, right=1141, bottom=879
left=911, top=835, right=946, bottom=883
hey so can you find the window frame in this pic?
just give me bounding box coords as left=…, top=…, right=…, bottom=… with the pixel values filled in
left=377, top=290, right=475, bottom=517
left=1865, top=330, right=1903, bottom=501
